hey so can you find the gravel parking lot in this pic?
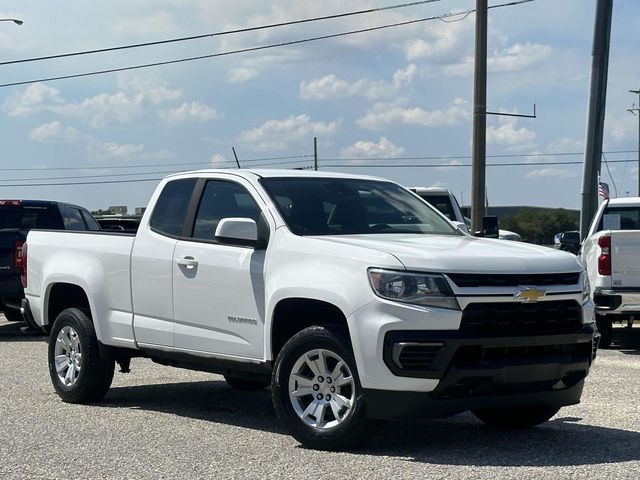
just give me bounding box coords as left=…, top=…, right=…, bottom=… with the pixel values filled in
left=2, top=316, right=640, bottom=480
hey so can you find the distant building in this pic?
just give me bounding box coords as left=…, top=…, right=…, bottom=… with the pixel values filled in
left=108, top=206, right=128, bottom=215
left=134, top=207, right=146, bottom=216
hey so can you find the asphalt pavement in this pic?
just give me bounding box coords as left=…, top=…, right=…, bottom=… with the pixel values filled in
left=2, top=315, right=640, bottom=480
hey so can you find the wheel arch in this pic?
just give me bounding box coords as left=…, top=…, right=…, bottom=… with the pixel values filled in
left=44, top=282, right=100, bottom=337
left=270, top=297, right=350, bottom=361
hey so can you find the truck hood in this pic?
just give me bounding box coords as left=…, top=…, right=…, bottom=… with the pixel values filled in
left=315, top=234, right=582, bottom=274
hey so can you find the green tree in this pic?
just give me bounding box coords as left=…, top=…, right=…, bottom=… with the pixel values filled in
left=501, top=208, right=578, bottom=244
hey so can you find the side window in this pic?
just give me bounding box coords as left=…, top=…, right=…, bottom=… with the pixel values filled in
left=150, top=178, right=197, bottom=237
left=192, top=180, right=261, bottom=241
left=81, top=210, right=101, bottom=231
left=60, top=206, right=86, bottom=231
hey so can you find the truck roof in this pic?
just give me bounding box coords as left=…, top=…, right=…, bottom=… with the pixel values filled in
left=606, top=197, right=640, bottom=206
left=164, top=169, right=385, bottom=182
left=409, top=187, right=452, bottom=195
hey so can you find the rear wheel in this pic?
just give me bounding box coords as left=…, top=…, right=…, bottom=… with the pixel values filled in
left=596, top=314, right=613, bottom=349
left=472, top=405, right=560, bottom=429
left=272, top=325, right=376, bottom=450
left=48, top=308, right=115, bottom=403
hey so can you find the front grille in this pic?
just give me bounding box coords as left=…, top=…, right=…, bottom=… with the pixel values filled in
left=447, top=272, right=580, bottom=288
left=395, top=344, right=443, bottom=371
left=461, top=300, right=582, bottom=336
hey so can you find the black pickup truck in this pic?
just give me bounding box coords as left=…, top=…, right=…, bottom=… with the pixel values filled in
left=0, top=200, right=100, bottom=323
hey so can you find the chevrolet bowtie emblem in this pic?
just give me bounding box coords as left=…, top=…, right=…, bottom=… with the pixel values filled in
left=514, top=287, right=546, bottom=303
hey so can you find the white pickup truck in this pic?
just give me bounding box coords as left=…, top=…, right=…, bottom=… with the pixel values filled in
left=581, top=197, right=640, bottom=348
left=22, top=169, right=597, bottom=450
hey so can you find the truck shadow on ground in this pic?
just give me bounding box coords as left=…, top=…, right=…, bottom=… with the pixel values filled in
left=611, top=327, right=640, bottom=355
left=99, top=380, right=640, bottom=467
left=0, top=321, right=46, bottom=342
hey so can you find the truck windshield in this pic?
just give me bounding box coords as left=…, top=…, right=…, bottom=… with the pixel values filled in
left=597, top=206, right=640, bottom=231
left=416, top=194, right=457, bottom=220
left=261, top=178, right=458, bottom=236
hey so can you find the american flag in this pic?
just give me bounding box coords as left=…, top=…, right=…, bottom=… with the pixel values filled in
left=598, top=182, right=610, bottom=200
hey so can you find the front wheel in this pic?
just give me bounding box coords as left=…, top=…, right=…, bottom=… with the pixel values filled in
left=472, top=405, right=560, bottom=429
left=48, top=308, right=115, bottom=403
left=271, top=326, right=375, bottom=450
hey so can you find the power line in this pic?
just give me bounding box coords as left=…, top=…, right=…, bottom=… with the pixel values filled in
left=0, top=1, right=443, bottom=67
left=0, top=154, right=312, bottom=172
left=0, top=159, right=312, bottom=183
left=326, top=149, right=638, bottom=162
left=0, top=0, right=534, bottom=89
left=321, top=158, right=640, bottom=168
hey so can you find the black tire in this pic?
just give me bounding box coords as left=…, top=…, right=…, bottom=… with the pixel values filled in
left=472, top=405, right=560, bottom=429
left=48, top=308, right=115, bottom=403
left=596, top=314, right=613, bottom=349
left=224, top=374, right=270, bottom=391
left=3, top=308, right=23, bottom=323
left=272, top=325, right=376, bottom=451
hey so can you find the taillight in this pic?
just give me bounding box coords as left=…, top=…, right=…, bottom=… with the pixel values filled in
left=598, top=235, right=611, bottom=276
left=14, top=240, right=24, bottom=269
left=0, top=200, right=21, bottom=206
left=20, top=243, right=28, bottom=288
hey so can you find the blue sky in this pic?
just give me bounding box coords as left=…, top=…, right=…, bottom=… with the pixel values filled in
left=0, top=0, right=638, bottom=212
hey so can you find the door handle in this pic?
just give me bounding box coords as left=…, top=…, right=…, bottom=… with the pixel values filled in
left=177, top=256, right=198, bottom=269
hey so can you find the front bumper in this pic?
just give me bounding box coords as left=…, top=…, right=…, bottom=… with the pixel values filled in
left=594, top=288, right=640, bottom=315
left=364, top=325, right=597, bottom=419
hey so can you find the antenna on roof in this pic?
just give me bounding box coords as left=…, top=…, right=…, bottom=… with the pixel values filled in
left=232, top=147, right=241, bottom=168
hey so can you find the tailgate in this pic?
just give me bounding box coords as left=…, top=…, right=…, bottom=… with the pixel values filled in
left=0, top=231, right=21, bottom=273
left=611, top=230, right=640, bottom=288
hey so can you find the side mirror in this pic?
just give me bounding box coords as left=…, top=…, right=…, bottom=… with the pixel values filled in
left=215, top=218, right=259, bottom=248
left=481, top=215, right=499, bottom=239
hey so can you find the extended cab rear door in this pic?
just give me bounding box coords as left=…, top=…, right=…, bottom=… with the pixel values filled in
left=172, top=176, right=269, bottom=359
left=131, top=178, right=197, bottom=347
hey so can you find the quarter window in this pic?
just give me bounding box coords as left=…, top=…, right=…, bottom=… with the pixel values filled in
left=150, top=178, right=197, bottom=237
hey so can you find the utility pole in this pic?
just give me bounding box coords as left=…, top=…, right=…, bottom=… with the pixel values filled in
left=579, top=0, right=613, bottom=240
left=470, top=0, right=487, bottom=235
left=313, top=137, right=318, bottom=171
left=629, top=89, right=640, bottom=197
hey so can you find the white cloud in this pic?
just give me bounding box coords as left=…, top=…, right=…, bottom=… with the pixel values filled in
left=29, top=121, right=83, bottom=143
left=227, top=67, right=259, bottom=84
left=486, top=116, right=536, bottom=146
left=4, top=83, right=64, bottom=117
left=4, top=77, right=186, bottom=127
left=444, top=42, right=553, bottom=76
left=608, top=115, right=636, bottom=143
left=526, top=168, right=576, bottom=179
left=88, top=141, right=144, bottom=159
left=341, top=137, right=405, bottom=158
left=404, top=19, right=472, bottom=62
left=299, top=65, right=417, bottom=101
left=357, top=98, right=470, bottom=130
left=434, top=159, right=463, bottom=171
left=161, top=102, right=222, bottom=123
left=239, top=114, right=340, bottom=151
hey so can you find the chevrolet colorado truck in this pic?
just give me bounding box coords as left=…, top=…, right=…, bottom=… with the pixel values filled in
left=22, top=170, right=597, bottom=450
left=581, top=197, right=640, bottom=348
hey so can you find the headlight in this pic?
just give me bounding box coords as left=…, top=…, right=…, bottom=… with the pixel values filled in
left=368, top=268, right=460, bottom=310
left=582, top=271, right=591, bottom=302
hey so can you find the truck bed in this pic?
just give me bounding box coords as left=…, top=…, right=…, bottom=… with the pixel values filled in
left=611, top=230, right=640, bottom=288
left=25, top=230, right=137, bottom=347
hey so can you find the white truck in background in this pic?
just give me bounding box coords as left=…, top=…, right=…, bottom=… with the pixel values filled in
left=409, top=187, right=522, bottom=240
left=22, top=170, right=597, bottom=450
left=581, top=197, right=640, bottom=348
